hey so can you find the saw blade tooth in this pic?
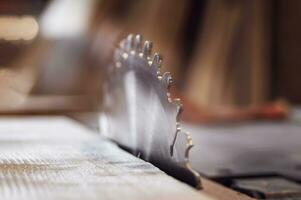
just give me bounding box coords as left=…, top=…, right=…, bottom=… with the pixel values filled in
left=160, top=72, right=173, bottom=90
left=172, top=98, right=182, bottom=110
left=125, top=34, right=134, bottom=52
left=170, top=129, right=202, bottom=189
left=134, top=34, right=142, bottom=53
left=115, top=62, right=122, bottom=68
left=142, top=41, right=153, bottom=59
left=181, top=131, right=193, bottom=159
left=179, top=131, right=202, bottom=190
left=171, top=98, right=183, bottom=121
left=151, top=53, right=162, bottom=75
left=119, top=39, right=126, bottom=50
left=170, top=129, right=190, bottom=162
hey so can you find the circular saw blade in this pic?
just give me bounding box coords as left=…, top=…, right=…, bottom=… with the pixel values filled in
left=101, top=34, right=201, bottom=188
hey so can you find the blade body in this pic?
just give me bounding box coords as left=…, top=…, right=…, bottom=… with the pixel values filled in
left=102, top=35, right=201, bottom=188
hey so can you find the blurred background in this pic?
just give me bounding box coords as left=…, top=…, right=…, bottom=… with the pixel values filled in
left=0, top=0, right=300, bottom=124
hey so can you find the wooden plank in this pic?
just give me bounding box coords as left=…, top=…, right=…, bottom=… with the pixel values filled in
left=0, top=116, right=204, bottom=200
left=232, top=177, right=301, bottom=199
left=200, top=178, right=255, bottom=200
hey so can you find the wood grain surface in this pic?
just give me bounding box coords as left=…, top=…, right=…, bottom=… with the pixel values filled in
left=0, top=116, right=205, bottom=200
left=201, top=178, right=255, bottom=200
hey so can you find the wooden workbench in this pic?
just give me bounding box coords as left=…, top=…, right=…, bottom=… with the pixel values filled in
left=0, top=116, right=204, bottom=200
left=0, top=116, right=254, bottom=200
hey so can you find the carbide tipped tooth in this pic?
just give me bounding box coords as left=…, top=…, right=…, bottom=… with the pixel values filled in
left=142, top=41, right=153, bottom=59
left=151, top=53, right=162, bottom=74
left=125, top=34, right=134, bottom=51
left=171, top=130, right=193, bottom=164
left=134, top=34, right=142, bottom=52
left=161, top=72, right=173, bottom=90
left=172, top=98, right=183, bottom=121
left=184, top=133, right=194, bottom=159
left=119, top=39, right=126, bottom=50
left=172, top=98, right=182, bottom=110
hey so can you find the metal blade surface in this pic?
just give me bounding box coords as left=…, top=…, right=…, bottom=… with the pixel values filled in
left=101, top=34, right=201, bottom=188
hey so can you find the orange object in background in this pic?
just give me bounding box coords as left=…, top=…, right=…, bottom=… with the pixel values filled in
left=171, top=88, right=289, bottom=124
